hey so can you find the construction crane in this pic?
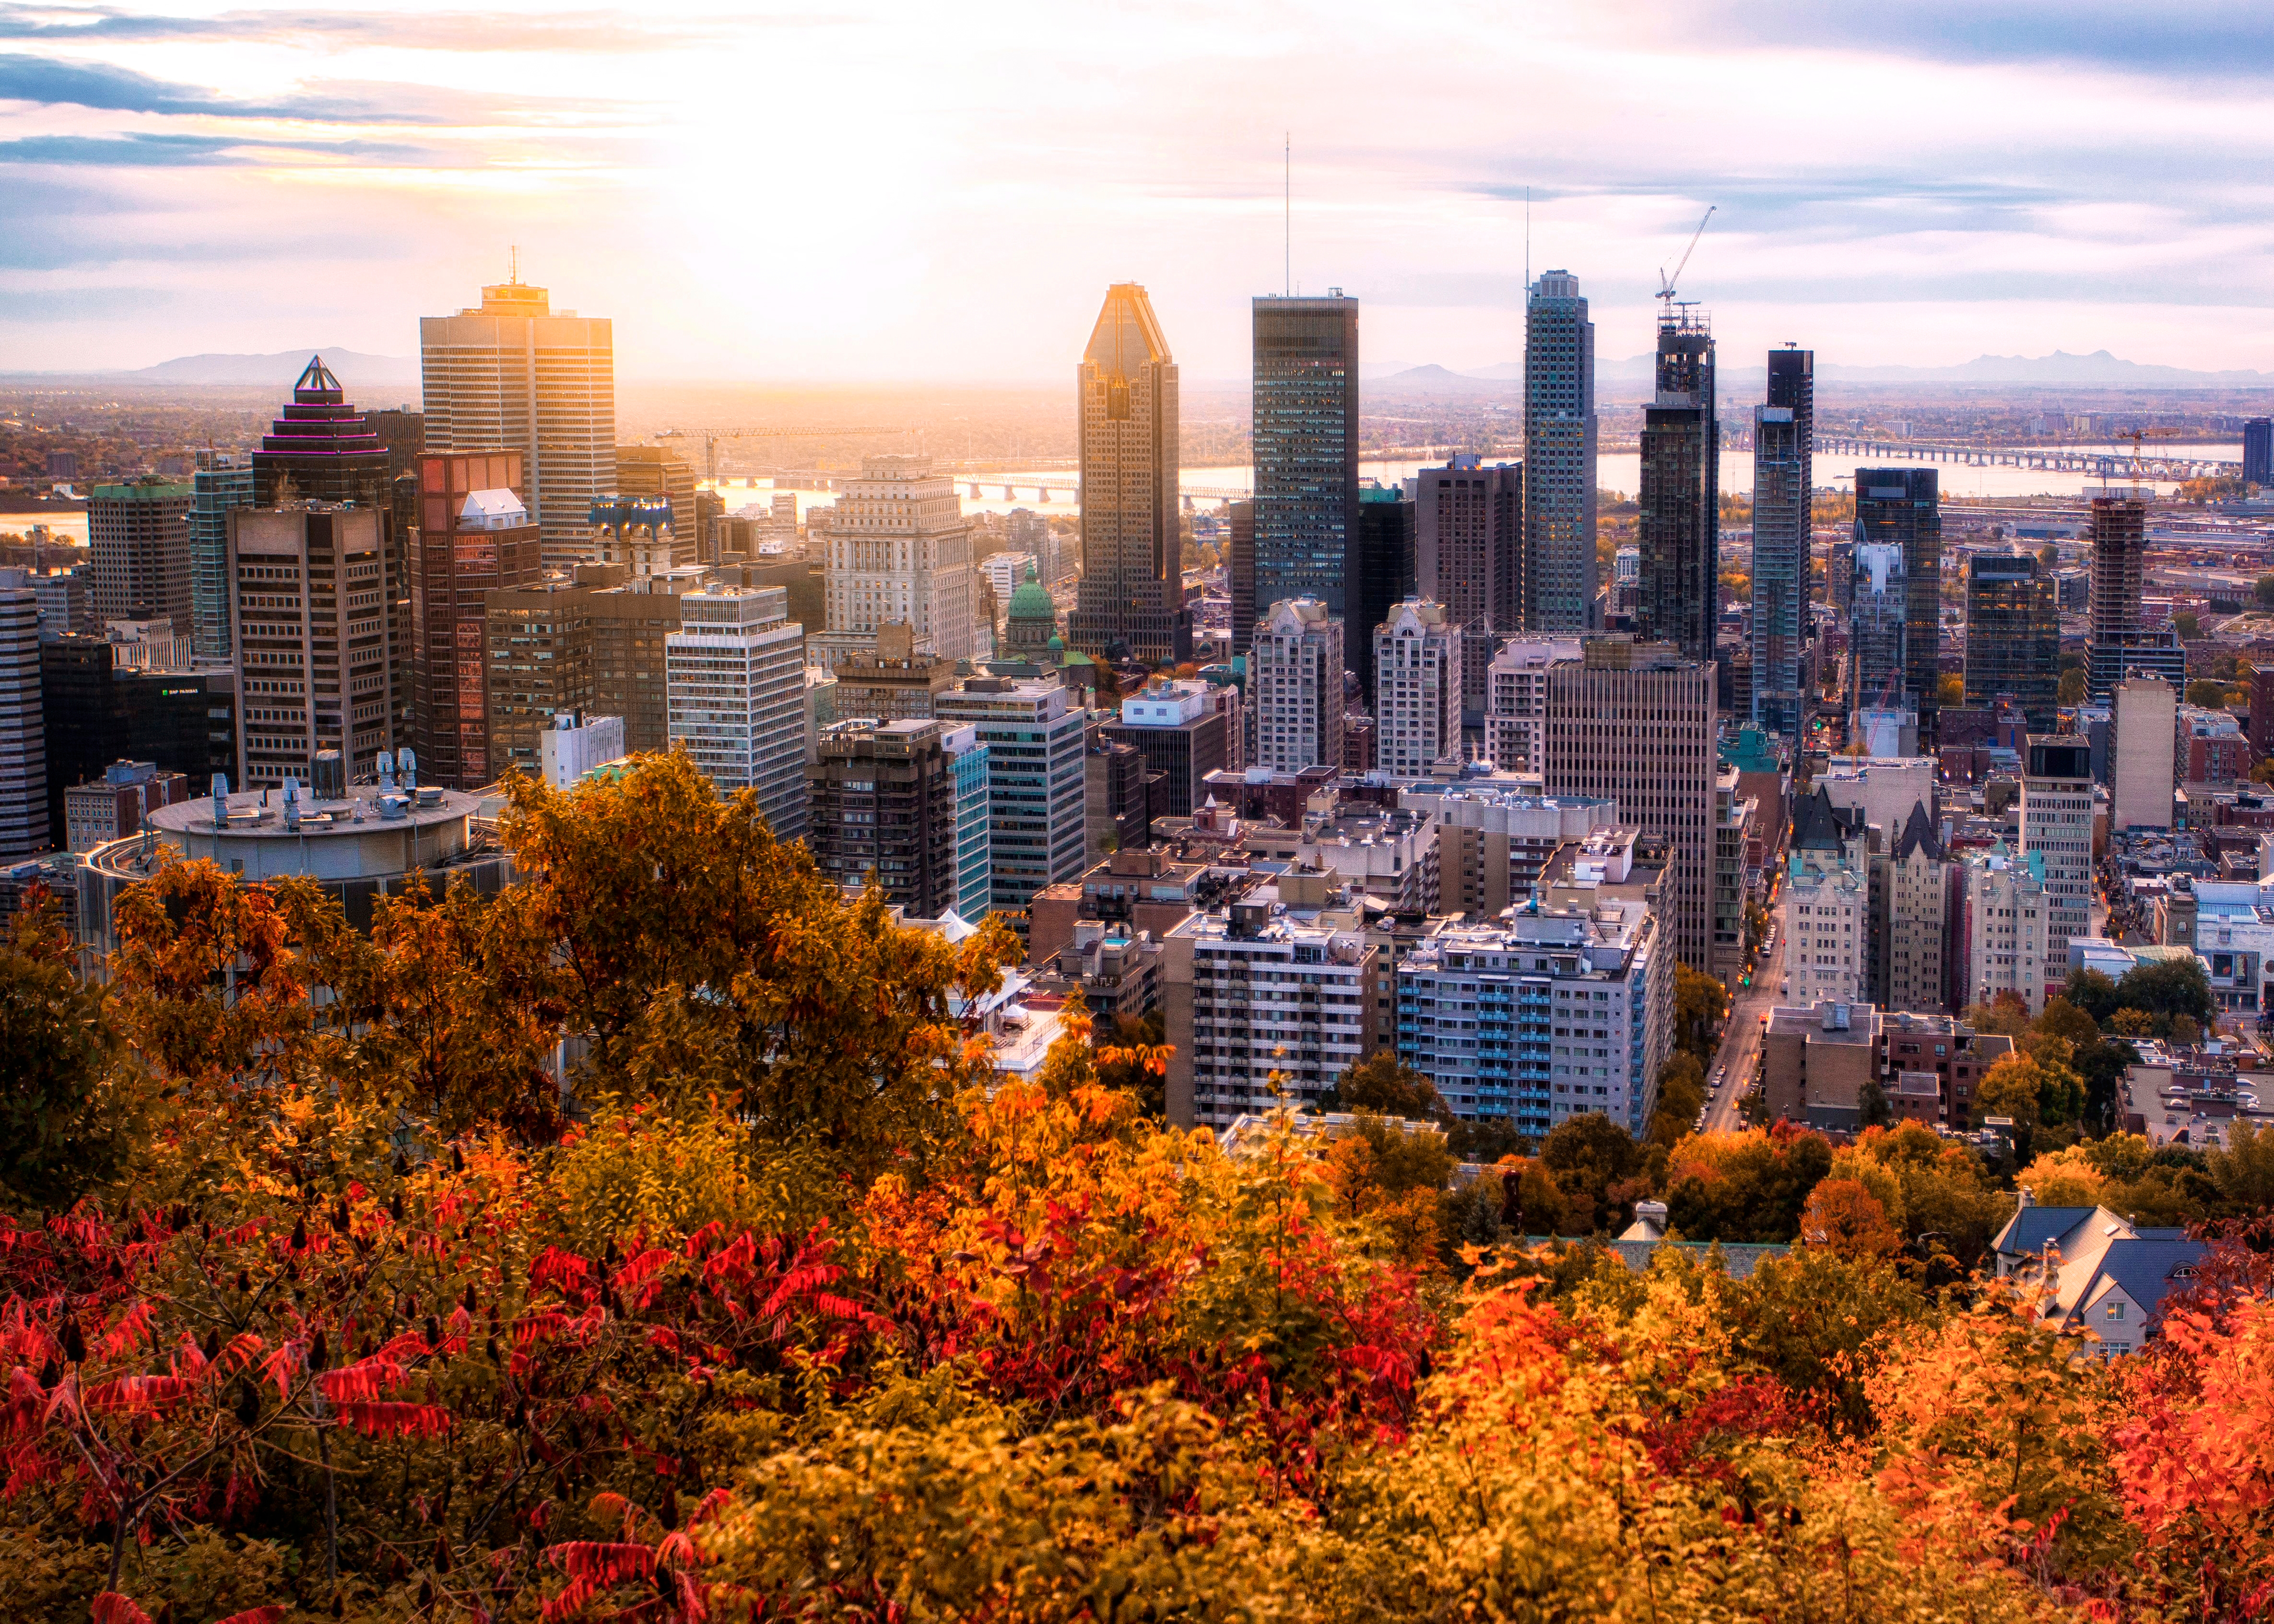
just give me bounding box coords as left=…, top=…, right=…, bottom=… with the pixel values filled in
left=1656, top=205, right=1716, bottom=313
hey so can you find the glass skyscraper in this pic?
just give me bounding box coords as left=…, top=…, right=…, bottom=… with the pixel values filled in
left=1068, top=283, right=1190, bottom=665
left=1749, top=403, right=1805, bottom=742
left=1854, top=467, right=1941, bottom=737
left=1251, top=294, right=1359, bottom=637
left=1637, top=312, right=1718, bottom=663
left=1964, top=548, right=2060, bottom=730
left=189, top=450, right=252, bottom=662
left=1523, top=270, right=1596, bottom=632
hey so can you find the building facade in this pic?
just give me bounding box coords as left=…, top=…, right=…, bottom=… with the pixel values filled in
left=2021, top=736, right=2095, bottom=1001
left=1783, top=788, right=1871, bottom=1006
left=817, top=455, right=976, bottom=665
left=1250, top=598, right=1344, bottom=772
left=934, top=678, right=1088, bottom=924
left=1373, top=597, right=1462, bottom=777
left=1251, top=294, right=1360, bottom=633
left=420, top=277, right=614, bottom=569
left=409, top=452, right=540, bottom=789
left=1964, top=548, right=2060, bottom=730
left=1749, top=402, right=1806, bottom=742
left=615, top=445, right=698, bottom=567
left=1523, top=269, right=1598, bottom=633
left=944, top=723, right=992, bottom=919
left=1849, top=538, right=1909, bottom=718
left=189, top=452, right=253, bottom=662
left=808, top=718, right=961, bottom=916
left=2085, top=487, right=2184, bottom=700
left=1414, top=457, right=1522, bottom=725
left=1067, top=283, right=1191, bottom=665
left=1961, top=844, right=2051, bottom=1016
left=666, top=584, right=809, bottom=836
left=0, top=573, right=45, bottom=857
left=1873, top=802, right=1955, bottom=1015
left=1103, top=678, right=1227, bottom=819
left=251, top=356, right=393, bottom=508
left=1351, top=487, right=1416, bottom=709
left=90, top=478, right=192, bottom=629
left=1485, top=635, right=1582, bottom=773
left=1636, top=312, right=1718, bottom=662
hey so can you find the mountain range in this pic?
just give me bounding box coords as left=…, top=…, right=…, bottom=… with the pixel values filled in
left=1368, top=349, right=2274, bottom=391
left=121, top=349, right=421, bottom=389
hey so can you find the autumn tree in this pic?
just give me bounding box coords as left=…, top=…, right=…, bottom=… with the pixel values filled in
left=1327, top=1049, right=1445, bottom=1119
left=0, top=890, right=125, bottom=1211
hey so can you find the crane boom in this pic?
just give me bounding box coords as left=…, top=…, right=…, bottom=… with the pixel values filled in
left=1657, top=205, right=1717, bottom=308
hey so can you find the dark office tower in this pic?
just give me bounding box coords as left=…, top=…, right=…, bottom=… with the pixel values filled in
left=0, top=573, right=44, bottom=859
left=2245, top=419, right=2273, bottom=487
left=369, top=409, right=426, bottom=480
left=1227, top=499, right=1257, bottom=654
left=2085, top=485, right=2184, bottom=699
left=251, top=356, right=394, bottom=508
left=40, top=635, right=236, bottom=850
left=808, top=719, right=961, bottom=917
left=89, top=477, right=192, bottom=628
left=1415, top=457, right=1523, bottom=727
left=1854, top=468, right=1941, bottom=737
left=1069, top=283, right=1191, bottom=665
left=410, top=451, right=541, bottom=789
left=1251, top=293, right=1360, bottom=636
left=1352, top=485, right=1416, bottom=707
left=1964, top=548, right=2060, bottom=730
left=1523, top=271, right=1597, bottom=631
left=1637, top=311, right=1718, bottom=662
left=1767, top=347, right=1814, bottom=506
left=1749, top=404, right=1805, bottom=742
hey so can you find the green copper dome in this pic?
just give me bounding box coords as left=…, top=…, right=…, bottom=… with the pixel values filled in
left=1007, top=559, right=1056, bottom=624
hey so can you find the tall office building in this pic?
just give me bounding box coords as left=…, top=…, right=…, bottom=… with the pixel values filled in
left=1543, top=638, right=1717, bottom=970
left=1964, top=548, right=2059, bottom=730
left=89, top=478, right=192, bottom=629
left=815, top=456, right=976, bottom=666
left=2086, top=486, right=2185, bottom=699
left=1373, top=597, right=1462, bottom=777
left=615, top=446, right=699, bottom=568
left=1750, top=403, right=1806, bottom=741
left=1250, top=598, right=1344, bottom=772
left=39, top=638, right=235, bottom=851
left=808, top=718, right=961, bottom=916
left=409, top=451, right=542, bottom=789
left=251, top=357, right=393, bottom=507
left=1523, top=269, right=1598, bottom=631
left=2020, top=735, right=2094, bottom=1001
left=1414, top=456, right=1522, bottom=727
left=1067, top=283, right=1191, bottom=665
left=943, top=723, right=992, bottom=920
left=1848, top=539, right=1909, bottom=717
left=1226, top=499, right=1257, bottom=655
left=189, top=451, right=253, bottom=662
left=934, top=678, right=1087, bottom=923
left=1854, top=469, right=1941, bottom=739
left=227, top=505, right=399, bottom=787
left=1767, top=347, right=1814, bottom=507
left=420, top=275, right=615, bottom=568
left=0, top=572, right=46, bottom=858
left=484, top=573, right=691, bottom=771
left=667, top=584, right=808, bottom=836
left=1251, top=294, right=1360, bottom=634
left=1104, top=679, right=1226, bottom=818
left=1636, top=312, right=1717, bottom=662
left=2245, top=418, right=2273, bottom=487
left=1352, top=486, right=1416, bottom=708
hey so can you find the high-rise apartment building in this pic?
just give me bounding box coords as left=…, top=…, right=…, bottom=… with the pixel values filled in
left=2020, top=736, right=2093, bottom=1002
left=2086, top=486, right=2185, bottom=700
left=408, top=451, right=541, bottom=789
left=1373, top=597, right=1462, bottom=776
left=1767, top=346, right=1814, bottom=509
left=0, top=572, right=47, bottom=858
left=1352, top=486, right=1416, bottom=708
left=815, top=455, right=975, bottom=666
left=1249, top=598, right=1344, bottom=772
left=1226, top=499, right=1257, bottom=655
left=1849, top=539, right=1909, bottom=718
left=1485, top=635, right=1583, bottom=773
left=90, top=478, right=192, bottom=629
left=1067, top=283, right=1190, bottom=665
left=1523, top=269, right=1598, bottom=632
left=1542, top=638, right=1717, bottom=969
left=1784, top=787, right=1871, bottom=1006
left=1637, top=312, right=1718, bottom=662
left=667, top=584, right=807, bottom=836
left=1962, top=844, right=2051, bottom=1017
left=808, top=718, right=961, bottom=916
left=1103, top=678, right=1227, bottom=819
left=227, top=505, right=399, bottom=787
left=2244, top=418, right=2273, bottom=487
left=1854, top=469, right=1941, bottom=740
left=189, top=452, right=253, bottom=663
left=943, top=723, right=991, bottom=920
left=1964, top=548, right=2059, bottom=730
left=1251, top=294, right=1360, bottom=635
left=1414, top=457, right=1522, bottom=725
left=934, top=677, right=1087, bottom=923
left=1872, top=803, right=1955, bottom=1015
left=251, top=357, right=394, bottom=507
left=1750, top=404, right=1806, bottom=742
left=420, top=275, right=615, bottom=568
left=614, top=446, right=699, bottom=568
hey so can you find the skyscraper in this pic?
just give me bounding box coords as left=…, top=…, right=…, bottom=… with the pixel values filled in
left=1249, top=598, right=1344, bottom=772
left=1351, top=485, right=1416, bottom=709
left=90, top=478, right=192, bottom=630
left=1542, top=637, right=1718, bottom=970
left=1067, top=283, right=1190, bottom=666
left=1523, top=270, right=1597, bottom=631
left=1251, top=294, right=1359, bottom=636
left=814, top=456, right=976, bottom=667
left=2086, top=486, right=2184, bottom=699
left=1373, top=597, right=1462, bottom=776
left=2245, top=418, right=2272, bottom=487
left=808, top=718, right=962, bottom=916
left=1767, top=346, right=1814, bottom=508
left=667, top=584, right=808, bottom=836
left=1226, top=499, right=1257, bottom=654
left=0, top=571, right=47, bottom=858
left=614, top=446, right=699, bottom=568
left=189, top=451, right=252, bottom=662
left=1749, top=403, right=1805, bottom=742
left=251, top=356, right=393, bottom=507
left=409, top=451, right=542, bottom=789
left=1854, top=468, right=1941, bottom=738
left=1848, top=537, right=1908, bottom=720
left=1637, top=311, right=1717, bottom=662
left=934, top=677, right=1088, bottom=924
left=1964, top=548, right=2059, bottom=730
left=420, top=274, right=616, bottom=569
left=1414, top=456, right=1522, bottom=729
left=2020, top=736, right=2093, bottom=1002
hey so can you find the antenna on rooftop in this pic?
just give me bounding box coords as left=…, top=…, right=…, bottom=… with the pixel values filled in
left=1284, top=133, right=1291, bottom=297
left=1524, top=185, right=1531, bottom=296
left=508, top=244, right=520, bottom=285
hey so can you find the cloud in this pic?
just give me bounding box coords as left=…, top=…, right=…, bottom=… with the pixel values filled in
left=0, top=4, right=832, bottom=52
left=0, top=50, right=411, bottom=119
left=0, top=130, right=427, bottom=165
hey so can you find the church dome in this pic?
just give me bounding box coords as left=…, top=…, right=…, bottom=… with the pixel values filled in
left=1007, top=559, right=1056, bottom=624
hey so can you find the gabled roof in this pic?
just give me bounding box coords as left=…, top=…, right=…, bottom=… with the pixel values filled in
left=1791, top=785, right=1863, bottom=852
left=1991, top=1204, right=2111, bottom=1259
left=1892, top=799, right=1945, bottom=862
left=2066, top=1237, right=2207, bottom=1330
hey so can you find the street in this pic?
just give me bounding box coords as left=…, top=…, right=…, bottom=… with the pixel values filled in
left=1703, top=926, right=1785, bottom=1133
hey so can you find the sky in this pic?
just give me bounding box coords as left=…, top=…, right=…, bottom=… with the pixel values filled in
left=2, top=0, right=2272, bottom=383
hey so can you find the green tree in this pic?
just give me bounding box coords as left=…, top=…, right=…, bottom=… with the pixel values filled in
left=1672, top=962, right=1728, bottom=1065
left=2187, top=678, right=2234, bottom=709
left=1540, top=1112, right=1642, bottom=1235
left=2059, top=666, right=2088, bottom=706
left=1328, top=1049, right=1445, bottom=1119
left=2065, top=966, right=2121, bottom=1023
left=1975, top=1050, right=2046, bottom=1138
left=1937, top=671, right=1966, bottom=708
left=0, top=892, right=124, bottom=1210
left=1646, top=1053, right=1706, bottom=1147
left=2116, top=956, right=2215, bottom=1028
left=2255, top=573, right=2274, bottom=609
left=2175, top=610, right=2201, bottom=639
left=2206, top=1119, right=2274, bottom=1212
left=1857, top=1073, right=1894, bottom=1129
